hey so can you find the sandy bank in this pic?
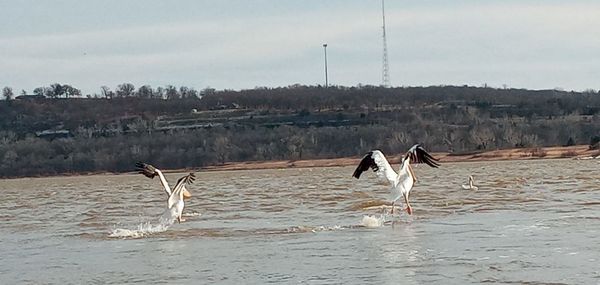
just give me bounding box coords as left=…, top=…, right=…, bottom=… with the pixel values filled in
left=199, top=145, right=599, bottom=172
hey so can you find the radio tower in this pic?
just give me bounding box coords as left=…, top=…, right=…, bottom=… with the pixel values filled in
left=381, top=0, right=390, bottom=87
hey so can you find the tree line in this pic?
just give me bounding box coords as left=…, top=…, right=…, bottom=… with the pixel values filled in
left=2, top=83, right=212, bottom=100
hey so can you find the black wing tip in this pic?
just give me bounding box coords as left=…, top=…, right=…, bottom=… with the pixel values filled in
left=180, top=172, right=196, bottom=184
left=135, top=161, right=157, bottom=178
left=408, top=144, right=441, bottom=168
left=352, top=151, right=377, bottom=179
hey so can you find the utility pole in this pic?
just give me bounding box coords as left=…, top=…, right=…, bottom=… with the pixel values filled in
left=323, top=43, right=328, bottom=88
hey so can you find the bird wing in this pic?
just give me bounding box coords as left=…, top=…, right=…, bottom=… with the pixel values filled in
left=168, top=173, right=195, bottom=208
left=404, top=144, right=440, bottom=168
left=352, top=150, right=398, bottom=185
left=136, top=162, right=172, bottom=196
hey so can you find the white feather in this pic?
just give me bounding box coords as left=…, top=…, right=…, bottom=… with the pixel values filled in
left=370, top=150, right=399, bottom=185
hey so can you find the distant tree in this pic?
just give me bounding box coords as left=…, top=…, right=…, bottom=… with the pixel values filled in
left=49, top=83, right=64, bottom=98
left=213, top=136, right=230, bottom=164
left=100, top=86, right=114, bottom=99
left=179, top=86, right=198, bottom=99
left=165, top=85, right=179, bottom=100
left=2, top=87, right=13, bottom=100
left=116, top=83, right=135, bottom=98
left=20, top=89, right=27, bottom=96
left=154, top=86, right=165, bottom=99
left=62, top=84, right=81, bottom=98
left=136, top=85, right=153, bottom=98
left=33, top=87, right=49, bottom=97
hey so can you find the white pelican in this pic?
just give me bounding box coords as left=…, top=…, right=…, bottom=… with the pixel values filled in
left=352, top=144, right=440, bottom=215
left=136, top=162, right=195, bottom=223
left=135, top=162, right=192, bottom=199
left=461, top=175, right=478, bottom=190
left=167, top=172, right=196, bottom=223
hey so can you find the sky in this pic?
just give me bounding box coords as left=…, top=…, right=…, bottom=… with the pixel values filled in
left=0, top=0, right=599, bottom=95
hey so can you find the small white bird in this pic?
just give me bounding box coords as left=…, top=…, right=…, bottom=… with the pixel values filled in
left=136, top=162, right=196, bottom=223
left=461, top=175, right=478, bottom=190
left=352, top=144, right=440, bottom=215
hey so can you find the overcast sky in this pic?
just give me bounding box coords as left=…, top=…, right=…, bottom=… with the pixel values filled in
left=1, top=0, right=598, bottom=95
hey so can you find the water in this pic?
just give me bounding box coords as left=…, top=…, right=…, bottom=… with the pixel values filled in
left=1, top=159, right=599, bottom=284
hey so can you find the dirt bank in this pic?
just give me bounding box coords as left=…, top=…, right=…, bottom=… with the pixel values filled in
left=199, top=145, right=599, bottom=172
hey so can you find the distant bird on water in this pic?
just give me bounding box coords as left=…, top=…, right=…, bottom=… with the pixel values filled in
left=352, top=144, right=440, bottom=215
left=461, top=175, right=478, bottom=190
left=136, top=162, right=195, bottom=223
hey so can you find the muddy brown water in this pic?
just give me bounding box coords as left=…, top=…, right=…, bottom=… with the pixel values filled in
left=1, top=159, right=599, bottom=284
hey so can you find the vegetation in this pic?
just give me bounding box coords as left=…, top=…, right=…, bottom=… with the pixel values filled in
left=1, top=84, right=599, bottom=178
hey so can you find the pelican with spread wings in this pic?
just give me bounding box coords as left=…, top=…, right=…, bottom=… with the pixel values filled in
left=136, top=162, right=195, bottom=223
left=352, top=144, right=440, bottom=215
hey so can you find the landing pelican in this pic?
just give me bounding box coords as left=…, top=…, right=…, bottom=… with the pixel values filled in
left=461, top=175, right=478, bottom=190
left=136, top=162, right=195, bottom=223
left=167, top=172, right=196, bottom=223
left=352, top=144, right=440, bottom=215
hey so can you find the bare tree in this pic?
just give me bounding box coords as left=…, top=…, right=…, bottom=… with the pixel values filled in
left=62, top=85, right=81, bottom=98
left=2, top=86, right=13, bottom=100
left=100, top=86, right=114, bottom=99
left=165, top=85, right=179, bottom=100
left=116, top=83, right=135, bottom=98
left=49, top=83, right=64, bottom=98
left=33, top=87, right=50, bottom=97
left=136, top=85, right=153, bottom=99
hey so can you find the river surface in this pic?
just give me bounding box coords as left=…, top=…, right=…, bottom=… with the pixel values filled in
left=1, top=159, right=599, bottom=284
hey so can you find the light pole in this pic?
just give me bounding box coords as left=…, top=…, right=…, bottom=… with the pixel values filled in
left=323, top=43, right=328, bottom=88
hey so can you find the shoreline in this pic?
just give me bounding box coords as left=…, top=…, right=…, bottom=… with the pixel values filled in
left=199, top=144, right=599, bottom=172
left=3, top=145, right=598, bottom=179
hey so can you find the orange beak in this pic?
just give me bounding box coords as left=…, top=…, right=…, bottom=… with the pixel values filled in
left=183, top=189, right=192, bottom=199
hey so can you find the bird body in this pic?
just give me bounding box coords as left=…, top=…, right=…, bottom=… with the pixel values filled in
left=353, top=144, right=440, bottom=215
left=461, top=175, right=478, bottom=190
left=167, top=172, right=196, bottom=223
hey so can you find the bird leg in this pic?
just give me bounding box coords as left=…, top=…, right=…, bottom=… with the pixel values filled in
left=403, top=194, right=413, bottom=215
left=390, top=201, right=395, bottom=215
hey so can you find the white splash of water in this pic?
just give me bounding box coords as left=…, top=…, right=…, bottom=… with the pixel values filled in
left=311, top=225, right=343, bottom=233
left=109, top=209, right=177, bottom=238
left=361, top=214, right=385, bottom=228
left=108, top=221, right=170, bottom=238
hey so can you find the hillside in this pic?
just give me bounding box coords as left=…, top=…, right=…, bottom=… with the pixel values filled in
left=0, top=85, right=599, bottom=178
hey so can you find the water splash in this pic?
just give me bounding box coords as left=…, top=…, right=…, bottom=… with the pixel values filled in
left=361, top=214, right=385, bottom=228
left=108, top=221, right=170, bottom=238
left=109, top=209, right=177, bottom=238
